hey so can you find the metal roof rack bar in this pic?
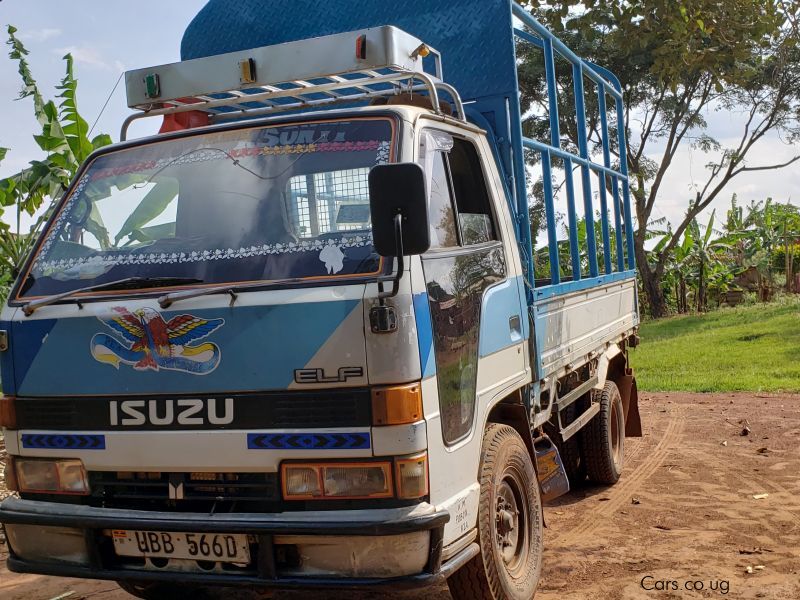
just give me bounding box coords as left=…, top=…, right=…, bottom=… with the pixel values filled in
left=121, top=70, right=461, bottom=140
left=122, top=26, right=465, bottom=140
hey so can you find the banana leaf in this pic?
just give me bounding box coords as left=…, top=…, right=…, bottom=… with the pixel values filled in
left=85, top=202, right=110, bottom=249
left=114, top=179, right=179, bottom=246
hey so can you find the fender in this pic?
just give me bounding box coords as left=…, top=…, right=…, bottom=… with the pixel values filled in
left=595, top=345, right=622, bottom=390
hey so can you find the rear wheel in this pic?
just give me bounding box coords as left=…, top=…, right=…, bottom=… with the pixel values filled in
left=583, top=380, right=625, bottom=484
left=447, top=424, right=543, bottom=600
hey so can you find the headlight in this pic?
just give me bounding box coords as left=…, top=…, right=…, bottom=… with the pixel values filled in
left=282, top=461, right=393, bottom=500
left=14, top=458, right=89, bottom=495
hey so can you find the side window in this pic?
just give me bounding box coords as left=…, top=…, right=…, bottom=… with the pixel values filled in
left=448, top=138, right=497, bottom=246
left=427, top=153, right=459, bottom=249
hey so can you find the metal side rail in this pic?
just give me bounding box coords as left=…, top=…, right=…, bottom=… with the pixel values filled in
left=556, top=375, right=599, bottom=442
left=560, top=403, right=601, bottom=443
left=510, top=2, right=637, bottom=297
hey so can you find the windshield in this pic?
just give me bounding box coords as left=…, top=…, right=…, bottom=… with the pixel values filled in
left=18, top=117, right=395, bottom=299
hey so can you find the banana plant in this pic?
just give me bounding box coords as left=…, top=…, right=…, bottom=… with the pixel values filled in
left=0, top=26, right=113, bottom=281
left=686, top=210, right=732, bottom=312
left=657, top=225, right=694, bottom=314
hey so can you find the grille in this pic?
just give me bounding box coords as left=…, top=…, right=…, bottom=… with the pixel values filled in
left=15, top=389, right=371, bottom=431
left=89, top=472, right=281, bottom=511
left=16, top=400, right=77, bottom=429
left=272, top=396, right=364, bottom=428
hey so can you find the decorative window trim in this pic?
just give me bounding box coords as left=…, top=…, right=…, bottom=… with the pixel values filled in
left=34, top=235, right=374, bottom=278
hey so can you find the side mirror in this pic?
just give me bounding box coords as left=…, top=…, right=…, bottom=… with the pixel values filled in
left=369, top=163, right=431, bottom=257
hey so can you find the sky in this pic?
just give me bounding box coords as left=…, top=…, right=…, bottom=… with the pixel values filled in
left=0, top=0, right=797, bottom=238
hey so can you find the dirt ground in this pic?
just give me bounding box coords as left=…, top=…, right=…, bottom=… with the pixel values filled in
left=2, top=392, right=799, bottom=600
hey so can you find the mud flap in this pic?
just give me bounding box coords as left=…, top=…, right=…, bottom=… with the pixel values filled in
left=617, top=368, right=643, bottom=437
left=534, top=435, right=570, bottom=502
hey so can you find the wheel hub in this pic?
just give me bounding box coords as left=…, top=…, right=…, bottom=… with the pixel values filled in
left=495, top=480, right=523, bottom=565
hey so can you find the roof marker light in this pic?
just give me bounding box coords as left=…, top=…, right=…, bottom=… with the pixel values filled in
left=411, top=44, right=431, bottom=60
left=143, top=73, right=160, bottom=99
left=239, top=58, right=257, bottom=84
left=356, top=34, right=367, bottom=60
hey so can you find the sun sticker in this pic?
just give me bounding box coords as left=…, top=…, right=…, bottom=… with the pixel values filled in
left=319, top=243, right=346, bottom=275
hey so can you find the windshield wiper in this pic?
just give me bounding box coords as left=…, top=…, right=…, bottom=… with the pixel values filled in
left=22, top=277, right=203, bottom=316
left=158, top=277, right=305, bottom=309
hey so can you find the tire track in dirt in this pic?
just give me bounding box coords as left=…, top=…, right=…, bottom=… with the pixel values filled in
left=554, top=408, right=685, bottom=546
left=622, top=431, right=646, bottom=463
left=685, top=440, right=800, bottom=520
left=701, top=450, right=796, bottom=499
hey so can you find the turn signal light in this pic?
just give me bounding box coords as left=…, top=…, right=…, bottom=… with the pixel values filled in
left=371, top=383, right=422, bottom=426
left=0, top=396, right=16, bottom=429
left=396, top=453, right=429, bottom=499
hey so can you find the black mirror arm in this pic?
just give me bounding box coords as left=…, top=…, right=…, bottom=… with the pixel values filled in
left=378, top=213, right=405, bottom=301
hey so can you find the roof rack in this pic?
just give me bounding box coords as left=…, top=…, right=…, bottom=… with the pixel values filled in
left=122, top=26, right=465, bottom=140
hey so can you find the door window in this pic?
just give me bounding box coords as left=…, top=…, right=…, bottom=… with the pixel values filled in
left=448, top=138, right=497, bottom=246
left=427, top=153, right=459, bottom=249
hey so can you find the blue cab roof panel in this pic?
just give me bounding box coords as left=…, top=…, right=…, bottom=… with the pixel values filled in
left=181, top=0, right=518, bottom=104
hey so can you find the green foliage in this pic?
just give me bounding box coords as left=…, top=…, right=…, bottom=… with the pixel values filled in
left=647, top=195, right=800, bottom=314
left=522, top=0, right=787, bottom=89
left=632, top=296, right=800, bottom=392
left=0, top=26, right=113, bottom=289
left=115, top=180, right=179, bottom=247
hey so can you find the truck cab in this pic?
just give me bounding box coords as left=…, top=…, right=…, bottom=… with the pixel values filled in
left=0, top=2, right=641, bottom=599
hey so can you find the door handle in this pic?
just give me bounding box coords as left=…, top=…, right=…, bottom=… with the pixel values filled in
left=509, top=315, right=522, bottom=340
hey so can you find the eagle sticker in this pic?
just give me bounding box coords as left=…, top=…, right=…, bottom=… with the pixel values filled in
left=91, top=307, right=224, bottom=375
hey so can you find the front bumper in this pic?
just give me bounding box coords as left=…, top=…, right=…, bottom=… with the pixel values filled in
left=0, top=497, right=474, bottom=590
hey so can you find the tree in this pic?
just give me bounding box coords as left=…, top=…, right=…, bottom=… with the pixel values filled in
left=0, top=26, right=112, bottom=283
left=519, top=0, right=800, bottom=317
left=772, top=201, right=800, bottom=292
left=721, top=197, right=800, bottom=299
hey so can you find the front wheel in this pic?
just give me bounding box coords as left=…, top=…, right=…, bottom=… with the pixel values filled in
left=448, top=424, right=543, bottom=600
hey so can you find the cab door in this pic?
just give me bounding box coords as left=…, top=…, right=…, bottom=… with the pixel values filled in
left=417, top=129, right=527, bottom=447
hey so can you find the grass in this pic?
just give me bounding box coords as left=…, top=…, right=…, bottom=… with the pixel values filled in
left=631, top=296, right=800, bottom=392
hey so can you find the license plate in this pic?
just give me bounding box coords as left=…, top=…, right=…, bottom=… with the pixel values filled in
left=112, top=530, right=250, bottom=563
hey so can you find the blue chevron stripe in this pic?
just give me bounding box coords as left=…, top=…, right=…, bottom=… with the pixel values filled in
left=21, top=434, right=106, bottom=450
left=247, top=432, right=370, bottom=450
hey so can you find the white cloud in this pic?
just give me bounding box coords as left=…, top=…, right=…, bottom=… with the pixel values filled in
left=19, top=28, right=62, bottom=43
left=54, top=46, right=123, bottom=72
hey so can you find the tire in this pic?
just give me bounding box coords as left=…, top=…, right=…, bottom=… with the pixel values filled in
left=448, top=424, right=543, bottom=600
left=553, top=397, right=588, bottom=487
left=583, top=380, right=625, bottom=485
left=117, top=581, right=213, bottom=600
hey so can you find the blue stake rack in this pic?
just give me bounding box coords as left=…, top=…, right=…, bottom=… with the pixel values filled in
left=180, top=0, right=637, bottom=305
